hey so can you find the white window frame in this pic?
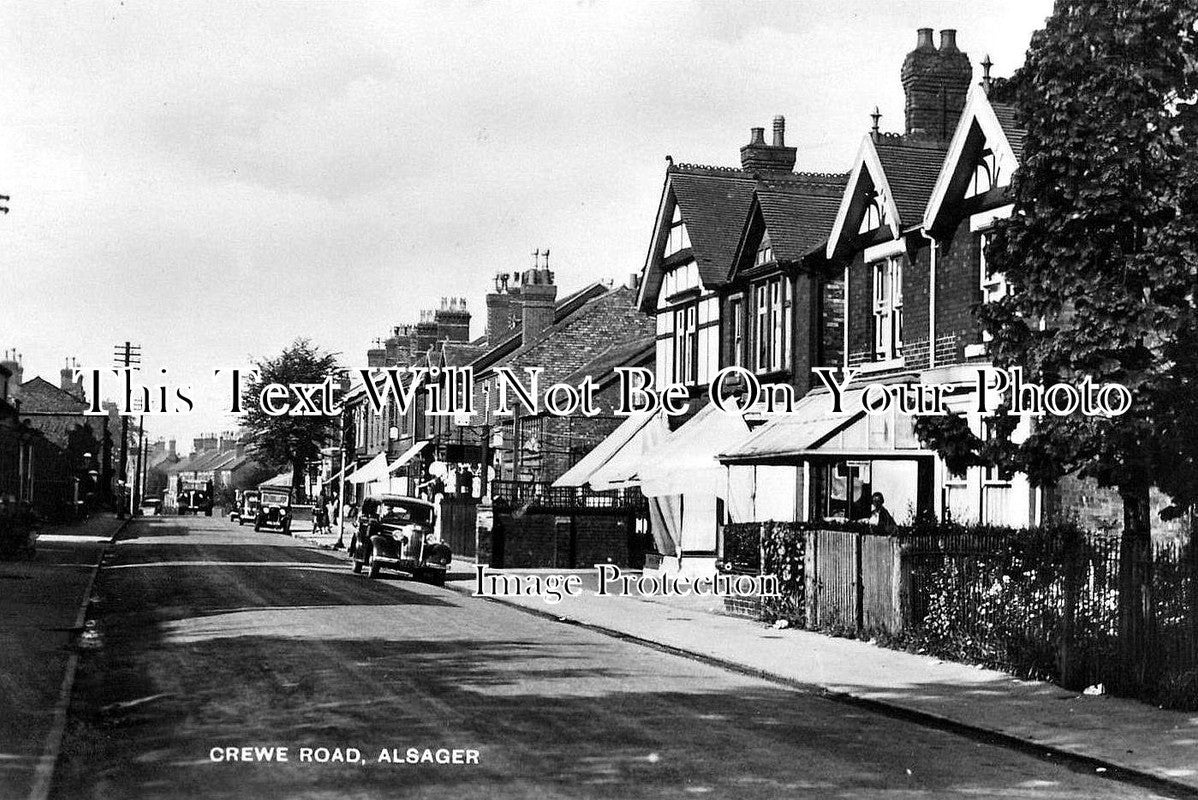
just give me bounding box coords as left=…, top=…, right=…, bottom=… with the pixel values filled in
left=673, top=303, right=697, bottom=385
left=872, top=255, right=903, bottom=361
left=752, top=277, right=788, bottom=374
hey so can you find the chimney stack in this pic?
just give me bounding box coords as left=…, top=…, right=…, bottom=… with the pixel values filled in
left=415, top=309, right=439, bottom=354
left=60, top=358, right=75, bottom=393
left=168, top=439, right=177, bottom=459
left=0, top=350, right=20, bottom=405
left=435, top=296, right=471, bottom=343
left=519, top=265, right=557, bottom=345
left=740, top=117, right=797, bottom=173
left=901, top=27, right=972, bottom=140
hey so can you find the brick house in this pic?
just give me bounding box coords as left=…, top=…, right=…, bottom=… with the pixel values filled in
left=719, top=28, right=1186, bottom=537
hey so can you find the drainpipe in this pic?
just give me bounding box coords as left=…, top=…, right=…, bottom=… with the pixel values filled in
left=919, top=228, right=937, bottom=369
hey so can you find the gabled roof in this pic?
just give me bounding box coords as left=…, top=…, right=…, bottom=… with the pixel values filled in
left=637, top=164, right=757, bottom=311
left=826, top=134, right=948, bottom=259
left=732, top=173, right=847, bottom=273
left=923, top=87, right=1025, bottom=234
left=18, top=376, right=87, bottom=413
left=670, top=167, right=758, bottom=284
left=874, top=139, right=949, bottom=225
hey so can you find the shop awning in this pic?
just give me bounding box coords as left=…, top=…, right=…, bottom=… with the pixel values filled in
left=325, top=461, right=357, bottom=484
left=349, top=452, right=389, bottom=484
left=637, top=403, right=751, bottom=498
left=259, top=471, right=292, bottom=488
left=586, top=413, right=671, bottom=491
left=387, top=440, right=429, bottom=474
left=717, top=389, right=871, bottom=463
left=552, top=414, right=658, bottom=489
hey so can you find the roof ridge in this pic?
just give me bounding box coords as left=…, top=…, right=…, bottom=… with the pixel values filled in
left=672, top=162, right=752, bottom=176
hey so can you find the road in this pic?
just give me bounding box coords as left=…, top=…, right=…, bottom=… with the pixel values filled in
left=49, top=515, right=1172, bottom=800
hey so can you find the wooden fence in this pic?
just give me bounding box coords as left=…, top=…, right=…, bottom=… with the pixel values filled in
left=724, top=521, right=1198, bottom=706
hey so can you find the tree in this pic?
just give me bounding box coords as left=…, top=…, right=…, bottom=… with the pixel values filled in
left=916, top=0, right=1198, bottom=690
left=240, top=339, right=340, bottom=502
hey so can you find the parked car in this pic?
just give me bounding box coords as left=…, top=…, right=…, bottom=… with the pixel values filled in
left=139, top=498, right=162, bottom=516
left=231, top=490, right=261, bottom=525
left=349, top=495, right=450, bottom=584
left=254, top=487, right=292, bottom=534
left=0, top=503, right=38, bottom=561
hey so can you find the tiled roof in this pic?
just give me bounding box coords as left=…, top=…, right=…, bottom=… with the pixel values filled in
left=873, top=137, right=950, bottom=227
left=19, top=377, right=86, bottom=412
left=559, top=336, right=655, bottom=390
left=467, top=281, right=610, bottom=374
left=990, top=102, right=1026, bottom=161
left=669, top=166, right=757, bottom=286
left=441, top=342, right=487, bottom=367
left=754, top=179, right=846, bottom=264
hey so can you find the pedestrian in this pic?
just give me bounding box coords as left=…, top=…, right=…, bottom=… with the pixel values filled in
left=868, top=492, right=897, bottom=533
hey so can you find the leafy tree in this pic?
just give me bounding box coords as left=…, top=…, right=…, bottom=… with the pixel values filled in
left=916, top=0, right=1198, bottom=689
left=240, top=339, right=340, bottom=501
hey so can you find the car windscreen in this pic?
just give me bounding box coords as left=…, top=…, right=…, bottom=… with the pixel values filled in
left=377, top=501, right=433, bottom=525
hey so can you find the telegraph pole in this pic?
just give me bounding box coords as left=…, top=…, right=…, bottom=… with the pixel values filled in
left=113, top=341, right=141, bottom=518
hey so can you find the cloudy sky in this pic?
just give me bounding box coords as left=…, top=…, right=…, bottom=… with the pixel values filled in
left=0, top=0, right=1053, bottom=451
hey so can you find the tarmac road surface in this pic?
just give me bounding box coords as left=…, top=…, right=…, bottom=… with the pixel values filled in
left=49, top=515, right=1175, bottom=799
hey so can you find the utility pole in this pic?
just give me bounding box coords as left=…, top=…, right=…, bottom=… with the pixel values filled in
left=113, top=341, right=141, bottom=518
left=131, top=413, right=145, bottom=516
left=334, top=410, right=347, bottom=549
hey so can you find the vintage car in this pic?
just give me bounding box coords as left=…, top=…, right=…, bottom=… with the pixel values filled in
left=349, top=495, right=451, bottom=584
left=176, top=486, right=213, bottom=516
left=231, top=490, right=260, bottom=525
left=254, top=487, right=293, bottom=534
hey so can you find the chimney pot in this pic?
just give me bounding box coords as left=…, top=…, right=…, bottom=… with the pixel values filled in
left=772, top=115, right=785, bottom=147
left=939, top=29, right=958, bottom=51
left=750, top=127, right=765, bottom=145
left=916, top=27, right=934, bottom=48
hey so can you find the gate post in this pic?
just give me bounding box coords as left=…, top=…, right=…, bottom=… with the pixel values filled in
left=853, top=532, right=864, bottom=632
left=804, top=529, right=819, bottom=629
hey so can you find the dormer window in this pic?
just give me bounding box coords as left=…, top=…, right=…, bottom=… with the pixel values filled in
left=665, top=205, right=691, bottom=258
left=859, top=191, right=883, bottom=234
left=966, top=149, right=999, bottom=198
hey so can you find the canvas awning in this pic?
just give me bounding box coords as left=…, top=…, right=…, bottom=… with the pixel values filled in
left=552, top=414, right=658, bottom=489
left=586, top=413, right=671, bottom=491
left=349, top=452, right=389, bottom=484
left=325, top=461, right=357, bottom=484
left=639, top=403, right=751, bottom=498
left=718, top=387, right=920, bottom=462
left=387, top=440, right=429, bottom=474
left=259, top=471, right=292, bottom=488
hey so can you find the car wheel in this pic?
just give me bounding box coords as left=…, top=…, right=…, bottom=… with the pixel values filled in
left=425, top=570, right=445, bottom=587
left=238, top=519, right=244, bottom=526
left=367, top=544, right=380, bottom=579
left=254, top=521, right=261, bottom=532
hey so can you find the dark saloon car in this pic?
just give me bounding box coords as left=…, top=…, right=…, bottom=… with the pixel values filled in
left=349, top=495, right=451, bottom=584
left=254, top=487, right=293, bottom=534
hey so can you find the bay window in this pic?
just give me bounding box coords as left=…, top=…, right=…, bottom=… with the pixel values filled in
left=729, top=297, right=745, bottom=367
left=979, top=233, right=1009, bottom=343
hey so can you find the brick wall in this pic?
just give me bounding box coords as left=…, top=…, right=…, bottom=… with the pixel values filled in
left=488, top=511, right=636, bottom=568
left=820, top=277, right=844, bottom=368
left=1048, top=475, right=1191, bottom=540
left=934, top=217, right=982, bottom=366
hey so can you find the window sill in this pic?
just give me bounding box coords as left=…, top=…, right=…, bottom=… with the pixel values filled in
left=857, top=357, right=905, bottom=374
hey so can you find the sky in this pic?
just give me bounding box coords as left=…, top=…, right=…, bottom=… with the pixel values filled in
left=0, top=0, right=1054, bottom=453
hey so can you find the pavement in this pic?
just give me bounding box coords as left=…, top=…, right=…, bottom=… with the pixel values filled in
left=46, top=515, right=1176, bottom=799
left=289, top=527, right=1198, bottom=795
left=0, top=512, right=127, bottom=800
